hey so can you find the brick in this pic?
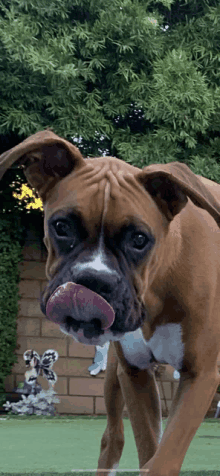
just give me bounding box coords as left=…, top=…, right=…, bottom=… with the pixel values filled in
left=157, top=365, right=177, bottom=382
left=18, top=298, right=44, bottom=318
left=16, top=336, right=68, bottom=357
left=54, top=357, right=93, bottom=377
left=13, top=355, right=93, bottom=378
left=22, top=242, right=41, bottom=261
left=41, top=280, right=49, bottom=293
left=161, top=399, right=172, bottom=414
left=4, top=374, right=15, bottom=392
left=54, top=377, right=68, bottom=395
left=15, top=374, right=24, bottom=386
left=95, top=397, right=106, bottom=414
left=41, top=246, right=48, bottom=262
left=17, top=317, right=40, bottom=336
left=68, top=340, right=95, bottom=358
left=14, top=373, right=26, bottom=385
left=15, top=374, right=68, bottom=395
left=69, top=377, right=104, bottom=396
left=42, top=319, right=65, bottom=338
left=12, top=356, right=26, bottom=374
left=18, top=261, right=46, bottom=280
left=95, top=397, right=128, bottom=416
left=56, top=395, right=93, bottom=414
left=15, top=373, right=36, bottom=388
left=19, top=280, right=41, bottom=299
left=158, top=381, right=172, bottom=400
left=171, top=381, right=179, bottom=399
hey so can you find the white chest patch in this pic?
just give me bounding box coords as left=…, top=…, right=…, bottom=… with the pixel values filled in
left=119, top=324, right=184, bottom=371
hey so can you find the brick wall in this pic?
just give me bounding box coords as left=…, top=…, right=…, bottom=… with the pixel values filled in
left=3, top=219, right=220, bottom=417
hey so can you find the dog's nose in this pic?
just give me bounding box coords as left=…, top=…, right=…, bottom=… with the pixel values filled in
left=73, top=268, right=120, bottom=296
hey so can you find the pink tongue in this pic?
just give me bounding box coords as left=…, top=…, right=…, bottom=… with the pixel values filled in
left=46, top=282, right=115, bottom=330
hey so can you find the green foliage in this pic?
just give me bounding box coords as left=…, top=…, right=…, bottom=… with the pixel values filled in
left=0, top=216, right=24, bottom=406
left=146, top=49, right=215, bottom=147
left=0, top=0, right=220, bottom=176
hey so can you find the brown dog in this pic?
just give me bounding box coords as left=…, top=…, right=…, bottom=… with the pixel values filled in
left=1, top=130, right=220, bottom=476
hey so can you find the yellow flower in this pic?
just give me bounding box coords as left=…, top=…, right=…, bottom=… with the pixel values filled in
left=13, top=184, right=43, bottom=211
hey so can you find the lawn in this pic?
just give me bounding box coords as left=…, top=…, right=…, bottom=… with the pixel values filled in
left=0, top=415, right=219, bottom=475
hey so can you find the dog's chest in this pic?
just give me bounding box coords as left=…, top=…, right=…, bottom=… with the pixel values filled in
left=119, top=324, right=184, bottom=371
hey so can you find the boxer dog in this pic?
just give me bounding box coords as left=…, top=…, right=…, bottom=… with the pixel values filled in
left=1, top=130, right=220, bottom=476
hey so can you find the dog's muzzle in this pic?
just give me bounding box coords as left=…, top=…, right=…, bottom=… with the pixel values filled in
left=46, top=282, right=115, bottom=331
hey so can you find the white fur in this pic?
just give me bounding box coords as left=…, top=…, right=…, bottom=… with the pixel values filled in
left=119, top=324, right=184, bottom=371
left=61, top=322, right=184, bottom=365
left=74, top=249, right=116, bottom=275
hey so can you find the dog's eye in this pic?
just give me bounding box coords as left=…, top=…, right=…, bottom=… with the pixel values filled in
left=131, top=233, right=148, bottom=250
left=54, top=221, right=71, bottom=237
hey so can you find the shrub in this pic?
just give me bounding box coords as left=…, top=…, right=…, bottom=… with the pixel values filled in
left=0, top=216, right=24, bottom=407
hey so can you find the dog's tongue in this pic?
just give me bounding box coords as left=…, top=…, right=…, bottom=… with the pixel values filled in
left=46, top=282, right=115, bottom=330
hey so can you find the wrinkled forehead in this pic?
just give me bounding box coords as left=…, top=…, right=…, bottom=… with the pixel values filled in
left=43, top=157, right=161, bottom=236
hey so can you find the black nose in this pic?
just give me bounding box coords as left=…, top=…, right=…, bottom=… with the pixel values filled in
left=73, top=268, right=120, bottom=296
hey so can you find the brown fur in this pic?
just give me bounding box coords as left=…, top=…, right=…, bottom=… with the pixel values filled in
left=1, top=130, right=220, bottom=476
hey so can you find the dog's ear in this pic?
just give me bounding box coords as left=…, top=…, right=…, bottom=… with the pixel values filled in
left=0, top=130, right=85, bottom=200
left=137, top=162, right=220, bottom=226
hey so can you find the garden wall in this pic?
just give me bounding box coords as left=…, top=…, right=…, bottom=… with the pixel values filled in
left=3, top=218, right=220, bottom=417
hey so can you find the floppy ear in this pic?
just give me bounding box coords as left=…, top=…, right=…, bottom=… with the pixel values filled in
left=137, top=162, right=220, bottom=226
left=0, top=129, right=85, bottom=201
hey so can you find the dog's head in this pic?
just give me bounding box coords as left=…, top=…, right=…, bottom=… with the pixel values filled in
left=1, top=130, right=220, bottom=345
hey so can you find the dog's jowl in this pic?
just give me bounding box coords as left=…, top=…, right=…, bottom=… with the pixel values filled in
left=1, top=130, right=220, bottom=476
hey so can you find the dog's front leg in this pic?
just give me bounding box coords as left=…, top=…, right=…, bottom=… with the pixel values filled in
left=97, top=343, right=125, bottom=475
left=140, top=366, right=220, bottom=476
left=117, top=364, right=162, bottom=469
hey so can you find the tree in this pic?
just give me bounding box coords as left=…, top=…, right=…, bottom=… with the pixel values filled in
left=0, top=0, right=220, bottom=182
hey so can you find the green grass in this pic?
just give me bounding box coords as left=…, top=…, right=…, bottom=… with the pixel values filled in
left=0, top=415, right=219, bottom=475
